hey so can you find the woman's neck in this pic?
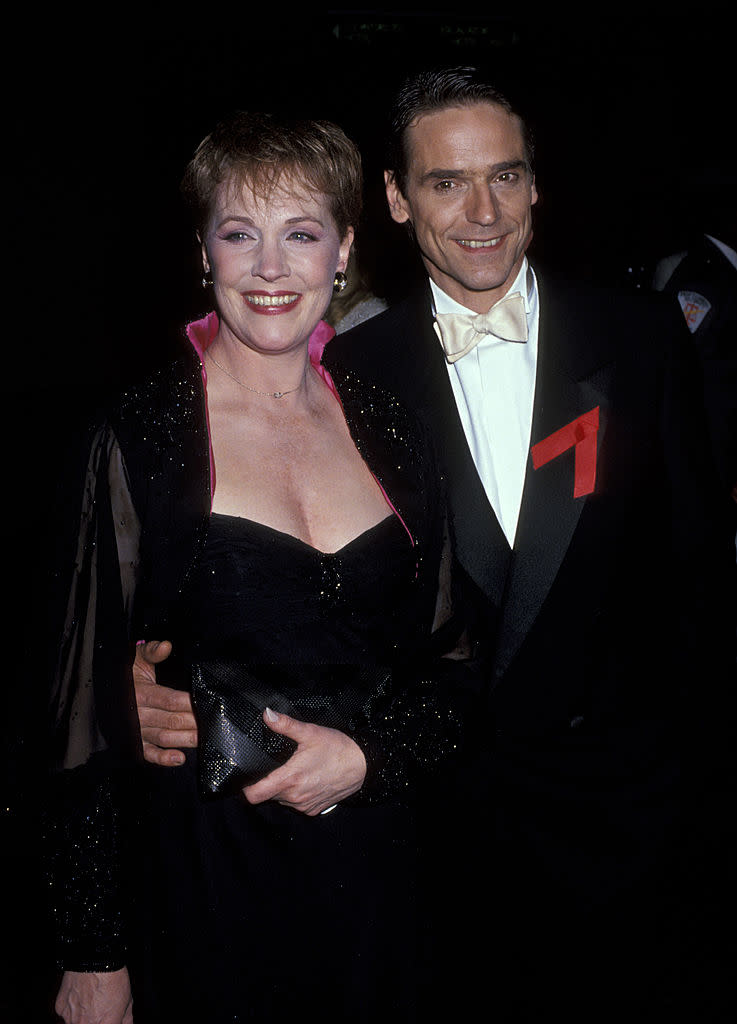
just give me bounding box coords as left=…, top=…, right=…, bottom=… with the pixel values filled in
left=206, top=334, right=313, bottom=403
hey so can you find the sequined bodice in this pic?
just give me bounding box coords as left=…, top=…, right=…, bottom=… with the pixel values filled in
left=180, top=512, right=415, bottom=666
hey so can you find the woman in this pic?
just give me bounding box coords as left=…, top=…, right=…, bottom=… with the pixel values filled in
left=48, top=112, right=461, bottom=1023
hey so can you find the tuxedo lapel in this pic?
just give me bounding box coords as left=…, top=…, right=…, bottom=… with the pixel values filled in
left=492, top=283, right=613, bottom=679
left=411, top=305, right=512, bottom=605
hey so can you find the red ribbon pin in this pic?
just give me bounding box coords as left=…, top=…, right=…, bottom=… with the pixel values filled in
left=531, top=406, right=600, bottom=498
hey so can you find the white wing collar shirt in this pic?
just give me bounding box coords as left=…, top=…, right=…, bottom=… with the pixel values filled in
left=431, top=258, right=540, bottom=547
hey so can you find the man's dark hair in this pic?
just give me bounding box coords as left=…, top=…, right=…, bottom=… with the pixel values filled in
left=387, top=66, right=535, bottom=195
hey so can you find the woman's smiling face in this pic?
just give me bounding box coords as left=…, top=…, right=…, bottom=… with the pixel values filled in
left=201, top=174, right=353, bottom=355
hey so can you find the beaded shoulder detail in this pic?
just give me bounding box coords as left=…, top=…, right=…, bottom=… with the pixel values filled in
left=116, top=351, right=204, bottom=456
left=325, top=361, right=432, bottom=541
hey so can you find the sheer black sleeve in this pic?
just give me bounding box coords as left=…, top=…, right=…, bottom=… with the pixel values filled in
left=45, top=421, right=141, bottom=970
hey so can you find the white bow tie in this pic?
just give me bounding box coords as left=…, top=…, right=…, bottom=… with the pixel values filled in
left=434, top=291, right=528, bottom=363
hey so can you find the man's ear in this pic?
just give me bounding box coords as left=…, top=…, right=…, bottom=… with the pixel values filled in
left=384, top=170, right=412, bottom=225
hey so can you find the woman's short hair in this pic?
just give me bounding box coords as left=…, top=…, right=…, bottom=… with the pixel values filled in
left=181, top=111, right=363, bottom=238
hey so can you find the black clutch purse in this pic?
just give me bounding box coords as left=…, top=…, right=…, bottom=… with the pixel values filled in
left=191, top=661, right=392, bottom=796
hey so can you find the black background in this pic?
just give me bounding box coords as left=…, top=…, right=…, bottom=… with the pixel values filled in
left=10, top=9, right=735, bottom=403
left=4, top=9, right=735, bottom=1021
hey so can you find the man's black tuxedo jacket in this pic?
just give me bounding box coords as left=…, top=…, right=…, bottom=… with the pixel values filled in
left=325, top=270, right=735, bottom=922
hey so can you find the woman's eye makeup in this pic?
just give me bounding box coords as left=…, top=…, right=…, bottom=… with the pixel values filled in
left=215, top=223, right=324, bottom=244
left=217, top=228, right=255, bottom=243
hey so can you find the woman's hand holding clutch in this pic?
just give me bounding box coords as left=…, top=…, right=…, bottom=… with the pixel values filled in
left=243, top=708, right=367, bottom=815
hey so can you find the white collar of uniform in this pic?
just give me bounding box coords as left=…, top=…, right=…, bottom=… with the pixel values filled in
left=429, top=257, right=537, bottom=319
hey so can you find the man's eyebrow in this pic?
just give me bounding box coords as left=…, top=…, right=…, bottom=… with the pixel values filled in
left=490, top=160, right=528, bottom=175
left=420, top=159, right=528, bottom=184
left=421, top=168, right=465, bottom=183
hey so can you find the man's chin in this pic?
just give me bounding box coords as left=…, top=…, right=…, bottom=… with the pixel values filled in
left=433, top=271, right=520, bottom=311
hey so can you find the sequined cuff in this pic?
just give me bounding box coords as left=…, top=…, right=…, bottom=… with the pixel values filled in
left=43, top=757, right=130, bottom=971
left=351, top=677, right=463, bottom=805
left=53, top=945, right=127, bottom=974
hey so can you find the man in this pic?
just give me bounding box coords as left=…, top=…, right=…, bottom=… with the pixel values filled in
left=137, top=68, right=734, bottom=1017
left=654, top=226, right=737, bottom=501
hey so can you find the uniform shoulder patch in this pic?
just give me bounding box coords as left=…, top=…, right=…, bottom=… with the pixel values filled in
left=677, top=289, right=712, bottom=332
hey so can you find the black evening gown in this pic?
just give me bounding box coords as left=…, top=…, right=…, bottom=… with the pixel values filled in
left=131, top=510, right=422, bottom=1024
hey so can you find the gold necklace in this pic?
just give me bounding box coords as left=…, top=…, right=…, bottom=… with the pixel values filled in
left=206, top=350, right=307, bottom=399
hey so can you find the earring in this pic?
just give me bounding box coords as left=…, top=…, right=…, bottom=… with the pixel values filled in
left=333, top=271, right=347, bottom=293
left=202, top=271, right=214, bottom=288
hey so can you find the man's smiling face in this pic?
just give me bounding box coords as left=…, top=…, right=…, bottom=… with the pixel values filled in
left=385, top=102, right=538, bottom=314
